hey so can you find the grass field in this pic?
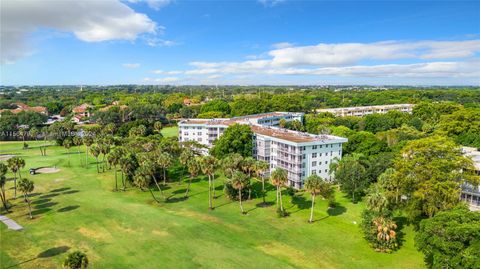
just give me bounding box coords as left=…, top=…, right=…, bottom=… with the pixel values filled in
left=161, top=126, right=179, bottom=138
left=0, top=141, right=425, bottom=269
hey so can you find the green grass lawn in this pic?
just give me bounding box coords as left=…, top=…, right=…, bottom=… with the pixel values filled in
left=161, top=126, right=179, bottom=138
left=0, top=141, right=425, bottom=269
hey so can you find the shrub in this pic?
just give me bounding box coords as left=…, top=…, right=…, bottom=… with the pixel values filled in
left=63, top=251, right=88, bottom=269
left=361, top=210, right=399, bottom=253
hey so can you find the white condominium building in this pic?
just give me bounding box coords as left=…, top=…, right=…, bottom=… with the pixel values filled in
left=316, top=104, right=414, bottom=117
left=461, top=147, right=480, bottom=211
left=178, top=112, right=348, bottom=189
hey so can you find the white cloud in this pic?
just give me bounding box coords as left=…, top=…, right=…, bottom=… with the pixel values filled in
left=123, top=63, right=141, bottom=68
left=127, top=0, right=172, bottom=10
left=258, top=0, right=285, bottom=7
left=268, top=40, right=480, bottom=67
left=151, top=69, right=182, bottom=74
left=272, top=42, right=294, bottom=49
left=173, top=40, right=480, bottom=81
left=1, top=0, right=157, bottom=64
left=145, top=37, right=177, bottom=47
left=156, top=77, right=180, bottom=83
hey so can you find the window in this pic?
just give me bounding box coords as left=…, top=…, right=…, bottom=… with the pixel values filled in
left=198, top=138, right=202, bottom=142
left=319, top=153, right=322, bottom=157
left=302, top=154, right=306, bottom=160
left=198, top=132, right=202, bottom=135
left=312, top=161, right=317, bottom=167
left=325, top=169, right=328, bottom=173
left=325, top=161, right=328, bottom=164
left=312, top=170, right=317, bottom=175
left=312, top=145, right=317, bottom=149
left=320, top=145, right=323, bottom=148
left=184, top=132, right=188, bottom=135
left=312, top=153, right=317, bottom=158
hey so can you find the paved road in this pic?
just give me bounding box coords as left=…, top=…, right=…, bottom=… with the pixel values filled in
left=0, top=215, right=23, bottom=231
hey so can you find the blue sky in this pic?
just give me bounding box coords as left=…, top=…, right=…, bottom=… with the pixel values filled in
left=1, top=0, right=479, bottom=85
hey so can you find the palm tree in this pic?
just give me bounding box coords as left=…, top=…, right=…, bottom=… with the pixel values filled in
left=100, top=141, right=111, bottom=172
left=134, top=167, right=161, bottom=203
left=7, top=157, right=25, bottom=198
left=185, top=157, right=201, bottom=198
left=18, top=127, right=27, bottom=149
left=253, top=160, right=269, bottom=205
left=304, top=174, right=328, bottom=223
left=90, top=144, right=101, bottom=173
left=119, top=152, right=138, bottom=191
left=230, top=171, right=248, bottom=214
left=270, top=168, right=288, bottom=213
left=63, top=138, right=73, bottom=165
left=241, top=157, right=255, bottom=200
left=200, top=155, right=217, bottom=210
left=73, top=136, right=82, bottom=155
left=41, top=126, right=50, bottom=156
left=156, top=152, right=172, bottom=185
left=141, top=156, right=166, bottom=201
left=18, top=178, right=34, bottom=219
left=0, top=162, right=8, bottom=211
left=366, top=184, right=389, bottom=214
left=29, top=127, right=41, bottom=155
left=107, top=147, right=124, bottom=191
left=83, top=135, right=94, bottom=168
left=153, top=121, right=163, bottom=134
left=221, top=153, right=243, bottom=178
left=180, top=148, right=195, bottom=180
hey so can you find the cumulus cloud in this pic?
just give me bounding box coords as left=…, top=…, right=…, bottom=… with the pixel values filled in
left=1, top=0, right=158, bottom=64
left=174, top=40, right=480, bottom=80
left=127, top=0, right=172, bottom=10
left=258, top=0, right=285, bottom=7
left=144, top=76, right=180, bottom=83
left=123, top=63, right=141, bottom=68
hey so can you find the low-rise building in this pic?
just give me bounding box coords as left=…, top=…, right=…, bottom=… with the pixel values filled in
left=178, top=112, right=347, bottom=189
left=316, top=104, right=414, bottom=117
left=0, top=102, right=48, bottom=116
left=461, top=147, right=480, bottom=211
left=72, top=104, right=92, bottom=118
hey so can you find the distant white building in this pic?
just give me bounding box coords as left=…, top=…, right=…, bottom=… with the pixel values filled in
left=461, top=147, right=480, bottom=211
left=178, top=112, right=348, bottom=189
left=316, top=104, right=414, bottom=117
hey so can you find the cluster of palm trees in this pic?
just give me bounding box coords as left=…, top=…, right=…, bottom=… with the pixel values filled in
left=1, top=157, right=35, bottom=219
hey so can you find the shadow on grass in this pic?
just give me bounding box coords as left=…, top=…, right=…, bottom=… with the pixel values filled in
left=214, top=200, right=234, bottom=209
left=40, top=193, right=59, bottom=199
left=327, top=205, right=347, bottom=216
left=393, top=216, right=407, bottom=248
left=165, top=196, right=188, bottom=203
left=172, top=189, right=186, bottom=195
left=37, top=246, right=70, bottom=258
left=31, top=208, right=52, bottom=216
left=57, top=205, right=80, bottom=212
left=62, top=190, right=79, bottom=195
left=34, top=202, right=58, bottom=209
left=256, top=201, right=274, bottom=208
left=50, top=187, right=70, bottom=193
left=32, top=198, right=51, bottom=205
left=290, top=195, right=310, bottom=211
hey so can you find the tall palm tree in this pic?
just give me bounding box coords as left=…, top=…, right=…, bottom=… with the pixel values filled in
left=253, top=160, right=270, bottom=205
left=107, top=147, right=124, bottom=191
left=98, top=139, right=111, bottom=172
left=200, top=155, right=217, bottom=209
left=72, top=136, right=82, bottom=154
left=156, top=152, right=172, bottom=185
left=141, top=156, right=166, bottom=201
left=230, top=171, right=248, bottom=214
left=241, top=157, right=255, bottom=200
left=41, top=126, right=50, bottom=156
left=18, top=127, right=27, bottom=149
left=90, top=144, right=101, bottom=173
left=366, top=184, right=389, bottom=214
left=304, top=174, right=323, bottom=223
left=83, top=135, right=94, bottom=168
left=185, top=157, right=201, bottom=198
left=134, top=167, right=161, bottom=203
left=28, top=127, right=41, bottom=155
left=7, top=157, right=25, bottom=198
left=180, top=147, right=195, bottom=180
left=221, top=153, right=243, bottom=178
left=63, top=138, right=73, bottom=165
left=18, top=178, right=34, bottom=219
left=0, top=162, right=8, bottom=211
left=270, top=168, right=288, bottom=213
left=119, top=152, right=138, bottom=191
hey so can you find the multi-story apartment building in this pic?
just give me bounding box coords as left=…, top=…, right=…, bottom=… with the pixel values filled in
left=316, top=104, right=414, bottom=117
left=461, top=147, right=480, bottom=211
left=178, top=112, right=347, bottom=189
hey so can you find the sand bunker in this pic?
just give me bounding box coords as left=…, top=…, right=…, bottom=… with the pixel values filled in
left=36, top=167, right=60, bottom=174
left=0, top=155, right=15, bottom=161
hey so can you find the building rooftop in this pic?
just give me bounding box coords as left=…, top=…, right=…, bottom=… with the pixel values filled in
left=252, top=125, right=343, bottom=143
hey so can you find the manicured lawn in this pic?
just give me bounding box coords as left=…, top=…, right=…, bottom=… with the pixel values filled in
left=0, top=141, right=425, bottom=269
left=161, top=126, right=179, bottom=138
